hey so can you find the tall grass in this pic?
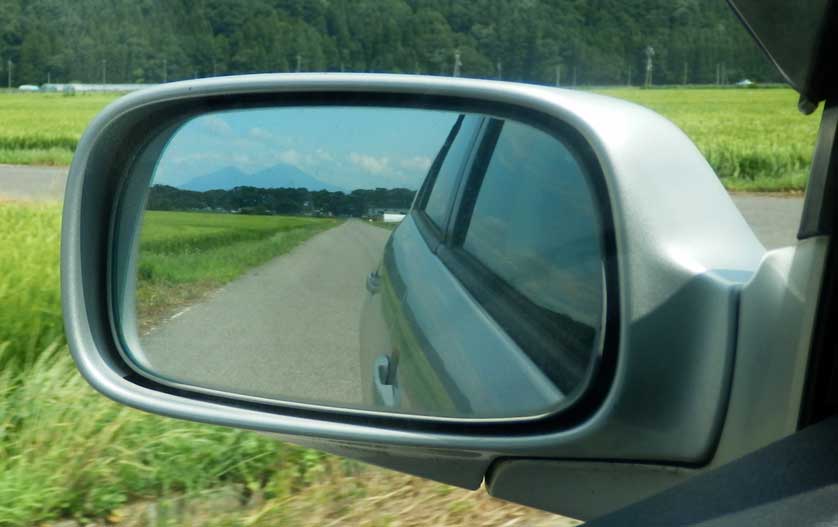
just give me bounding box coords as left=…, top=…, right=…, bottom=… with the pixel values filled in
left=0, top=205, right=63, bottom=372
left=0, top=350, right=319, bottom=524
left=0, top=203, right=337, bottom=525
left=0, top=93, right=118, bottom=165
left=597, top=88, right=819, bottom=191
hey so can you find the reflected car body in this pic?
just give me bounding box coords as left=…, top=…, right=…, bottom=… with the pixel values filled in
left=360, top=113, right=607, bottom=419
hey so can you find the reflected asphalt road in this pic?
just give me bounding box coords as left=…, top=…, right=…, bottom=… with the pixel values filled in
left=140, top=219, right=391, bottom=406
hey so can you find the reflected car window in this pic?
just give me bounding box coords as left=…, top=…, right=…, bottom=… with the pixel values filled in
left=424, top=115, right=482, bottom=230
left=462, top=120, right=604, bottom=333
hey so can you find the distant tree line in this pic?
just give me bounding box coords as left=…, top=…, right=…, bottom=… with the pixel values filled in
left=1, top=0, right=777, bottom=87
left=147, top=185, right=416, bottom=217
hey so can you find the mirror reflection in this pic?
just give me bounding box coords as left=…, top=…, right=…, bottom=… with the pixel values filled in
left=130, top=105, right=605, bottom=420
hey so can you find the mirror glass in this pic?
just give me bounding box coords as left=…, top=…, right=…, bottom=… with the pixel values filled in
left=127, top=104, right=606, bottom=420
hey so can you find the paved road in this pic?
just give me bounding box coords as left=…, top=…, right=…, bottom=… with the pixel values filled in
left=140, top=220, right=391, bottom=407
left=0, top=165, right=67, bottom=201
left=730, top=195, right=804, bottom=250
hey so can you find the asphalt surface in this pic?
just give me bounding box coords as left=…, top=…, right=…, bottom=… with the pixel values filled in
left=0, top=164, right=67, bottom=201
left=140, top=219, right=391, bottom=407
left=730, top=194, right=804, bottom=250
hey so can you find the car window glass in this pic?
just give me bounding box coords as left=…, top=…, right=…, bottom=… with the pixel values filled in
left=462, top=120, right=604, bottom=333
left=423, top=115, right=482, bottom=230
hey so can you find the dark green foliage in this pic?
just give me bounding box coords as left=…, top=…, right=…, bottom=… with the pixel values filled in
left=0, top=0, right=776, bottom=87
left=147, top=184, right=416, bottom=217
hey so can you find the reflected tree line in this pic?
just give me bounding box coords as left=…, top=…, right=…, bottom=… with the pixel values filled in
left=147, top=185, right=416, bottom=217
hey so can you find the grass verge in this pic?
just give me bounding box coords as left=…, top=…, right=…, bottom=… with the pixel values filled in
left=0, top=203, right=329, bottom=525
left=136, top=211, right=340, bottom=331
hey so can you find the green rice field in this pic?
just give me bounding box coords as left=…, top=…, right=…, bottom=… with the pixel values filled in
left=0, top=88, right=821, bottom=191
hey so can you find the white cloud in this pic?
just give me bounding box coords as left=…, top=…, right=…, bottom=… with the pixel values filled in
left=399, top=156, right=432, bottom=173
left=198, top=115, right=234, bottom=136
left=247, top=127, right=274, bottom=142
left=349, top=152, right=390, bottom=174
left=315, top=148, right=334, bottom=162
left=277, top=149, right=303, bottom=166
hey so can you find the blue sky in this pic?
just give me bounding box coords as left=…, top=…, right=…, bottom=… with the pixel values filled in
left=153, top=106, right=461, bottom=190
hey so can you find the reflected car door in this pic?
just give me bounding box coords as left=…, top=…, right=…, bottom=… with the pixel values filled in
left=360, top=114, right=482, bottom=414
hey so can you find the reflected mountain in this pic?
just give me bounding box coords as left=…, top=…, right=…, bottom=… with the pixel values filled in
left=179, top=163, right=344, bottom=192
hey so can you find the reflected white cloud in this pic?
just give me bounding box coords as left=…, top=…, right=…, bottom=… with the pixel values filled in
left=247, top=127, right=274, bottom=142
left=154, top=107, right=460, bottom=190
left=349, top=152, right=391, bottom=174
left=198, top=115, right=234, bottom=136
left=399, top=156, right=432, bottom=173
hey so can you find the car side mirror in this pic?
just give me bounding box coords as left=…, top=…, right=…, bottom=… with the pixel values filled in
left=63, top=74, right=821, bottom=520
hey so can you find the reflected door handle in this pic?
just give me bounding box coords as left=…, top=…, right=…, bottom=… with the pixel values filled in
left=366, top=271, right=381, bottom=294
left=373, top=355, right=398, bottom=408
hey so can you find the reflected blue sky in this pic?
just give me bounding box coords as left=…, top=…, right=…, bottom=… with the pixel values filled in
left=153, top=106, right=460, bottom=191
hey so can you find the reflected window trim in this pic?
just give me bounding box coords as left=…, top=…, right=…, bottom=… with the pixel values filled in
left=415, top=114, right=486, bottom=247
left=436, top=117, right=609, bottom=397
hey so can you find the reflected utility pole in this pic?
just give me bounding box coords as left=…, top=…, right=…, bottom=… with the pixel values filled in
left=453, top=49, right=462, bottom=77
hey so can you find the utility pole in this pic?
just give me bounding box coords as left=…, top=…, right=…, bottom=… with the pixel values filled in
left=453, top=49, right=462, bottom=77
left=496, top=61, right=502, bottom=80
left=47, top=71, right=51, bottom=84
left=627, top=65, right=632, bottom=86
left=644, top=45, right=654, bottom=87
left=716, top=63, right=720, bottom=85
left=102, top=59, right=107, bottom=84
left=7, top=60, right=11, bottom=89
left=296, top=54, right=302, bottom=72
left=721, top=63, right=727, bottom=85
left=682, top=61, right=688, bottom=85
left=212, top=59, right=217, bottom=77
left=555, top=64, right=561, bottom=86
left=162, top=58, right=167, bottom=83
left=572, top=65, right=577, bottom=87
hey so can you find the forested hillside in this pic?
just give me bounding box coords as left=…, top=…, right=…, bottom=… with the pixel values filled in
left=0, top=0, right=775, bottom=87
